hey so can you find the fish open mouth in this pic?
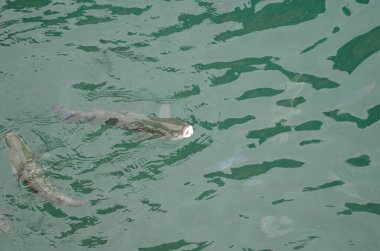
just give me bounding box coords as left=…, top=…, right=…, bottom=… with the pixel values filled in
left=181, top=125, right=193, bottom=138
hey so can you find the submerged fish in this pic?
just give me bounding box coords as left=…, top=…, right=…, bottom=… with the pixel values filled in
left=4, top=132, right=87, bottom=207
left=53, top=105, right=193, bottom=139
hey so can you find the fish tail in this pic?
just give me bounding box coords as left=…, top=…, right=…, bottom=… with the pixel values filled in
left=49, top=191, right=88, bottom=207
left=61, top=199, right=88, bottom=207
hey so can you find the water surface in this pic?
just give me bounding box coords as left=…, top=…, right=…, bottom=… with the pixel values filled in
left=1, top=0, right=380, bottom=250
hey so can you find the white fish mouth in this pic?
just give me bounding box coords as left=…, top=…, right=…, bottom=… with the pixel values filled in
left=181, top=125, right=193, bottom=138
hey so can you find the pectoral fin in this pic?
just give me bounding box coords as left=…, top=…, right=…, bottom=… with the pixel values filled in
left=158, top=104, right=171, bottom=118
left=131, top=133, right=155, bottom=142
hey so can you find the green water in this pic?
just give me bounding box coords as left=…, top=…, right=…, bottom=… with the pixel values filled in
left=0, top=0, right=380, bottom=250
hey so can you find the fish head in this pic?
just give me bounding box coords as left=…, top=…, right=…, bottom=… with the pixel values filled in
left=4, top=132, right=32, bottom=174
left=147, top=115, right=193, bottom=139
left=4, top=132, right=23, bottom=149
left=181, top=125, right=193, bottom=138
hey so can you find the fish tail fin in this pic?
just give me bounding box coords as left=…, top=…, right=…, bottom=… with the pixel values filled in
left=50, top=191, right=88, bottom=207
left=61, top=199, right=88, bottom=207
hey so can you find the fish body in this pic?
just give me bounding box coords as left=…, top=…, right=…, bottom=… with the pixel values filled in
left=4, top=132, right=87, bottom=207
left=53, top=106, right=193, bottom=139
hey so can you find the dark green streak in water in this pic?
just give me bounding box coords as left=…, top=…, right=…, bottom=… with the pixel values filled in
left=276, top=96, right=306, bottom=107
left=139, top=239, right=213, bottom=251
left=141, top=199, right=167, bottom=213
left=152, top=0, right=325, bottom=41
left=190, top=115, right=255, bottom=131
left=0, top=19, right=19, bottom=29
left=207, top=178, right=225, bottom=187
left=190, top=118, right=217, bottom=131
left=247, top=120, right=322, bottom=144
left=71, top=179, right=95, bottom=194
left=80, top=236, right=107, bottom=248
left=214, top=0, right=326, bottom=41
left=110, top=5, right=151, bottom=16
left=72, top=81, right=107, bottom=91
left=39, top=203, right=68, bottom=218
left=76, top=45, right=100, bottom=52
left=22, top=16, right=44, bottom=23
left=194, top=57, right=274, bottom=70
left=194, top=57, right=274, bottom=86
left=328, top=26, right=380, bottom=73
left=301, top=37, right=328, bottom=54
left=332, top=26, right=340, bottom=33
left=236, top=88, right=285, bottom=101
left=204, top=159, right=304, bottom=180
left=74, top=4, right=151, bottom=17
left=299, top=139, right=322, bottom=146
left=346, top=154, right=371, bottom=167
left=172, top=85, right=200, bottom=99
left=303, top=180, right=345, bottom=192
left=247, top=121, right=292, bottom=144
left=0, top=3, right=151, bottom=45
left=45, top=30, right=63, bottom=36
left=337, top=202, right=380, bottom=216
left=218, top=115, right=256, bottom=130
left=58, top=216, right=99, bottom=239
left=211, top=67, right=258, bottom=86
left=75, top=16, right=114, bottom=26
left=196, top=189, right=217, bottom=200
left=323, top=104, right=380, bottom=129
left=342, top=6, right=352, bottom=16
left=152, top=12, right=210, bottom=38
left=356, top=0, right=369, bottom=4
left=272, top=198, right=294, bottom=205
left=294, top=120, right=323, bottom=131
left=2, top=0, right=52, bottom=12
left=265, top=63, right=340, bottom=90
left=195, top=58, right=338, bottom=90
left=288, top=236, right=320, bottom=250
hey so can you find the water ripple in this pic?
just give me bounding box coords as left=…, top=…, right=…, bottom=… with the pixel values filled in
left=324, top=103, right=380, bottom=129
left=152, top=0, right=326, bottom=42
left=345, top=154, right=371, bottom=167
left=328, top=25, right=380, bottom=73
left=204, top=158, right=304, bottom=181
left=303, top=180, right=345, bottom=192
left=139, top=239, right=214, bottom=251
left=195, top=57, right=339, bottom=90
left=247, top=120, right=323, bottom=146
left=0, top=2, right=151, bottom=46
left=337, top=202, right=380, bottom=216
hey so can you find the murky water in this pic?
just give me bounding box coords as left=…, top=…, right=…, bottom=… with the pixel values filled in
left=1, top=0, right=379, bottom=250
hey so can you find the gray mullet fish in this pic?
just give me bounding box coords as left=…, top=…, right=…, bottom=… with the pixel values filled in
left=4, top=132, right=87, bottom=207
left=53, top=105, right=194, bottom=139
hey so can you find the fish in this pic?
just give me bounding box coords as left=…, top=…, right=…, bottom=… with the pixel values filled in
left=53, top=105, right=193, bottom=139
left=4, top=132, right=87, bottom=207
